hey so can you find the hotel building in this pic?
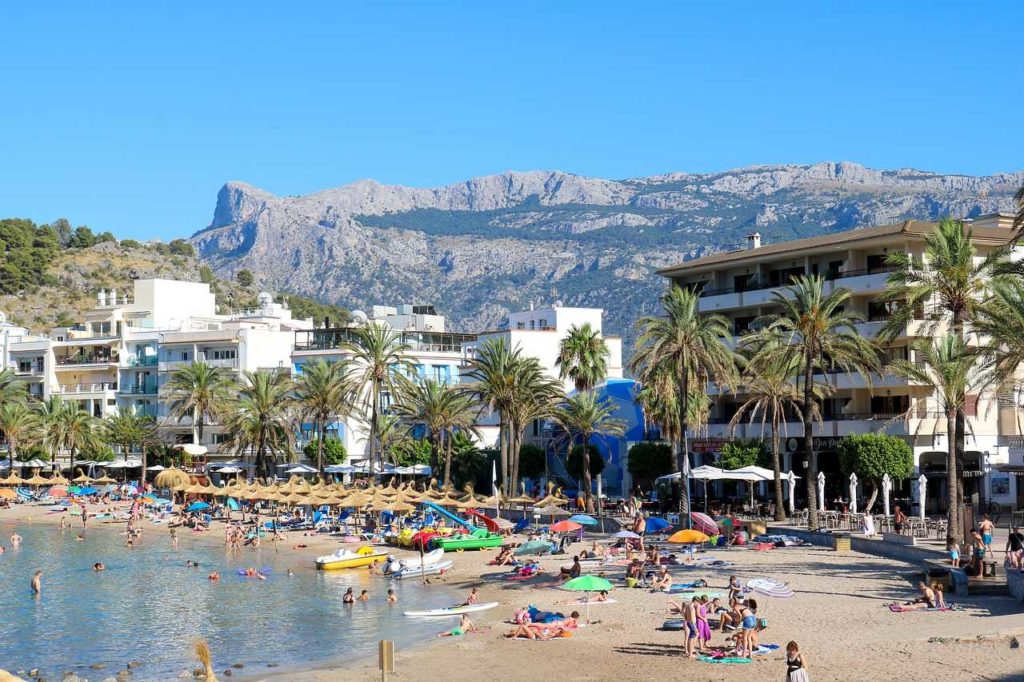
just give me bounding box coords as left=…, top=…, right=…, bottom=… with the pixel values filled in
left=657, top=213, right=1023, bottom=513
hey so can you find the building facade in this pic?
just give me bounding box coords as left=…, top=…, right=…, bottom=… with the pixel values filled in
left=657, top=213, right=1022, bottom=513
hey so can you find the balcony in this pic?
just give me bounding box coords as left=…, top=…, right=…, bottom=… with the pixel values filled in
left=56, top=353, right=116, bottom=367
left=295, top=328, right=477, bottom=354
left=123, top=355, right=158, bottom=368
left=55, top=382, right=117, bottom=395
left=120, top=380, right=158, bottom=395
left=15, top=366, right=44, bottom=376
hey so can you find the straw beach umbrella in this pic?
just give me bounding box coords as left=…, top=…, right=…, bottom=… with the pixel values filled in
left=154, top=467, right=189, bottom=489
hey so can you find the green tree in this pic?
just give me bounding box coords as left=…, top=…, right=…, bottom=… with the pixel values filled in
left=518, top=443, right=547, bottom=481
left=632, top=285, right=736, bottom=516
left=449, top=431, right=486, bottom=489
left=566, top=444, right=605, bottom=481
left=718, top=438, right=769, bottom=470
left=293, top=359, right=353, bottom=478
left=466, top=338, right=560, bottom=496
left=836, top=433, right=913, bottom=512
left=167, top=239, right=195, bottom=256
left=235, top=269, right=254, bottom=287
left=881, top=218, right=1020, bottom=525
left=120, top=239, right=141, bottom=250
left=745, top=275, right=879, bottom=531
left=0, top=401, right=39, bottom=469
left=557, top=322, right=609, bottom=392
left=102, top=412, right=159, bottom=481
left=344, top=323, right=414, bottom=475
left=221, top=370, right=294, bottom=479
left=58, top=406, right=99, bottom=474
left=67, top=226, right=97, bottom=248
left=394, top=379, right=479, bottom=487
left=888, top=336, right=980, bottom=544
left=303, top=437, right=348, bottom=465
left=199, top=265, right=216, bottom=283
left=551, top=392, right=625, bottom=512
left=626, top=441, right=673, bottom=488
left=729, top=351, right=814, bottom=521
left=34, top=396, right=68, bottom=466
left=166, top=362, right=235, bottom=447
left=394, top=436, right=431, bottom=467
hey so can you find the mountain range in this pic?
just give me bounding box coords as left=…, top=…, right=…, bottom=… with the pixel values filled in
left=190, top=161, right=1024, bottom=353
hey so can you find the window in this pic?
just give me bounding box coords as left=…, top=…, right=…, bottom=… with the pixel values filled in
left=211, top=433, right=230, bottom=444
left=866, top=254, right=888, bottom=271
left=17, top=360, right=31, bottom=373
left=871, top=395, right=909, bottom=417
left=210, top=349, right=236, bottom=360
left=733, top=316, right=755, bottom=334
left=181, top=351, right=190, bottom=362
left=965, top=395, right=979, bottom=417
left=538, top=318, right=547, bottom=328
left=733, top=273, right=755, bottom=292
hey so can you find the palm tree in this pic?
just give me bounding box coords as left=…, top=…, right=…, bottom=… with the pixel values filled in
left=467, top=339, right=560, bottom=495
left=103, top=412, right=160, bottom=482
left=395, top=379, right=482, bottom=487
left=632, top=285, right=736, bottom=516
left=0, top=369, right=26, bottom=406
left=293, top=359, right=354, bottom=479
left=1014, top=184, right=1024, bottom=237
left=343, top=323, right=414, bottom=476
left=165, top=362, right=235, bottom=447
left=745, top=275, right=879, bottom=531
left=557, top=323, right=610, bottom=392
left=34, top=396, right=69, bottom=470
left=880, top=217, right=1019, bottom=525
left=221, top=370, right=294, bottom=480
left=375, top=413, right=416, bottom=465
left=974, top=278, right=1024, bottom=393
left=888, top=336, right=980, bottom=545
left=730, top=351, right=818, bottom=521
left=0, top=401, right=39, bottom=469
left=59, top=406, right=99, bottom=475
left=551, top=392, right=625, bottom=512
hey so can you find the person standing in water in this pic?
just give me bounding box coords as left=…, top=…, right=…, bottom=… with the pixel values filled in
left=31, top=570, right=42, bottom=597
left=10, top=531, right=22, bottom=546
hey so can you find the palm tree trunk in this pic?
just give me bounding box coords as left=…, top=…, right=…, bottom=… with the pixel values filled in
left=676, top=371, right=690, bottom=518
left=316, top=416, right=326, bottom=480
left=802, top=351, right=819, bottom=531
left=946, top=412, right=961, bottom=545
left=771, top=412, right=785, bottom=521
left=442, top=430, right=453, bottom=488
left=582, top=433, right=594, bottom=514
left=141, top=443, right=148, bottom=490
left=510, top=423, right=521, bottom=496
left=499, top=416, right=509, bottom=496
left=952, top=317, right=966, bottom=542
left=369, top=384, right=380, bottom=480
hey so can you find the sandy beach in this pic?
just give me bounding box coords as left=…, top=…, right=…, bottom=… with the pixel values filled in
left=3, top=503, right=1022, bottom=682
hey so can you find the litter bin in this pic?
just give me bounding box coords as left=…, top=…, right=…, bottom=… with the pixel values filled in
left=833, top=533, right=851, bottom=552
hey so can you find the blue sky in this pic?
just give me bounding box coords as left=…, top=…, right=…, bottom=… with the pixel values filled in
left=1, top=2, right=1020, bottom=240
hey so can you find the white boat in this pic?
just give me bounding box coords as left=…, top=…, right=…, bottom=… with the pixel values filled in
left=403, top=601, right=499, bottom=617
left=384, top=548, right=445, bottom=575
left=391, top=559, right=454, bottom=580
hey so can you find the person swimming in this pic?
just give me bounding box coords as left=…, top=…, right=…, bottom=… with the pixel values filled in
left=208, top=571, right=220, bottom=581
left=93, top=563, right=106, bottom=571
left=10, top=532, right=22, bottom=546
left=358, top=590, right=369, bottom=602
left=387, top=589, right=397, bottom=604
left=343, top=588, right=355, bottom=604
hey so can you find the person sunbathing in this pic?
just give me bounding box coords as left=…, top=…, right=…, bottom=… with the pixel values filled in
left=651, top=565, right=672, bottom=591
left=491, top=547, right=514, bottom=566
left=893, top=582, right=940, bottom=610
left=505, top=622, right=570, bottom=640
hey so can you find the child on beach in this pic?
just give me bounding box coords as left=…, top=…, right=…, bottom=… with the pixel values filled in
left=948, top=539, right=960, bottom=568
left=439, top=613, right=477, bottom=637
left=786, top=641, right=809, bottom=681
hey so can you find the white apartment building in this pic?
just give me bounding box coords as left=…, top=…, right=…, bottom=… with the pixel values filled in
left=658, top=213, right=1023, bottom=514
left=8, top=280, right=312, bottom=459
left=290, top=305, right=476, bottom=462
left=464, top=303, right=624, bottom=454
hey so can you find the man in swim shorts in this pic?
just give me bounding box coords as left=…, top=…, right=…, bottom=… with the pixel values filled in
left=979, top=514, right=994, bottom=554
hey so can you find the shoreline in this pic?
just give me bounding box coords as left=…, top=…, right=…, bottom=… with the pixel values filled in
left=4, top=503, right=1024, bottom=681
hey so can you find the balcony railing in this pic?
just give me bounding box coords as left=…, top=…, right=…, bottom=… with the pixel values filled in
left=120, top=381, right=158, bottom=395
left=828, top=265, right=899, bottom=280
left=699, top=265, right=900, bottom=299
left=56, top=382, right=117, bottom=394
left=295, top=328, right=477, bottom=354
left=124, top=355, right=158, bottom=367
left=56, top=354, right=115, bottom=366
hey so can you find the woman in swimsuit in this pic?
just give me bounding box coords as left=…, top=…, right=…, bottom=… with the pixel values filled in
left=894, top=582, right=938, bottom=611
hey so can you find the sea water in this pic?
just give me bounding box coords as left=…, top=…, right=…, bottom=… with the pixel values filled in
left=0, top=521, right=461, bottom=681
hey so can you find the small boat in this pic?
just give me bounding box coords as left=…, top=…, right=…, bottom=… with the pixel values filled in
left=391, top=559, right=454, bottom=580
left=384, top=548, right=445, bottom=575
left=403, top=601, right=499, bottom=617
left=315, top=546, right=389, bottom=570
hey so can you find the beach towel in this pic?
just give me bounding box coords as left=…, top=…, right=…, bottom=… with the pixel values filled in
left=752, top=644, right=780, bottom=655
left=888, top=603, right=953, bottom=613
left=698, top=655, right=751, bottom=664
left=575, top=598, right=616, bottom=605
left=670, top=580, right=708, bottom=590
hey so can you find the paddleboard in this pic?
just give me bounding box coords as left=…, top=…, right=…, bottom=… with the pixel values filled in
left=404, top=601, right=499, bottom=617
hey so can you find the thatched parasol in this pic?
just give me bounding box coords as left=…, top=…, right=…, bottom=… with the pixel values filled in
left=154, top=467, right=190, bottom=489
left=71, top=473, right=93, bottom=484
left=385, top=500, right=415, bottom=515
left=94, top=475, right=117, bottom=484
left=49, top=473, right=70, bottom=486
left=433, top=494, right=461, bottom=508
left=25, top=472, right=51, bottom=486
left=0, top=472, right=26, bottom=486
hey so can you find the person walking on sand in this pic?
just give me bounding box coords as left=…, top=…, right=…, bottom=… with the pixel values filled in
left=979, top=514, right=994, bottom=554
left=786, top=641, right=809, bottom=681
left=31, top=570, right=42, bottom=597
left=1006, top=526, right=1024, bottom=570
left=682, top=599, right=698, bottom=658
left=893, top=505, right=906, bottom=535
